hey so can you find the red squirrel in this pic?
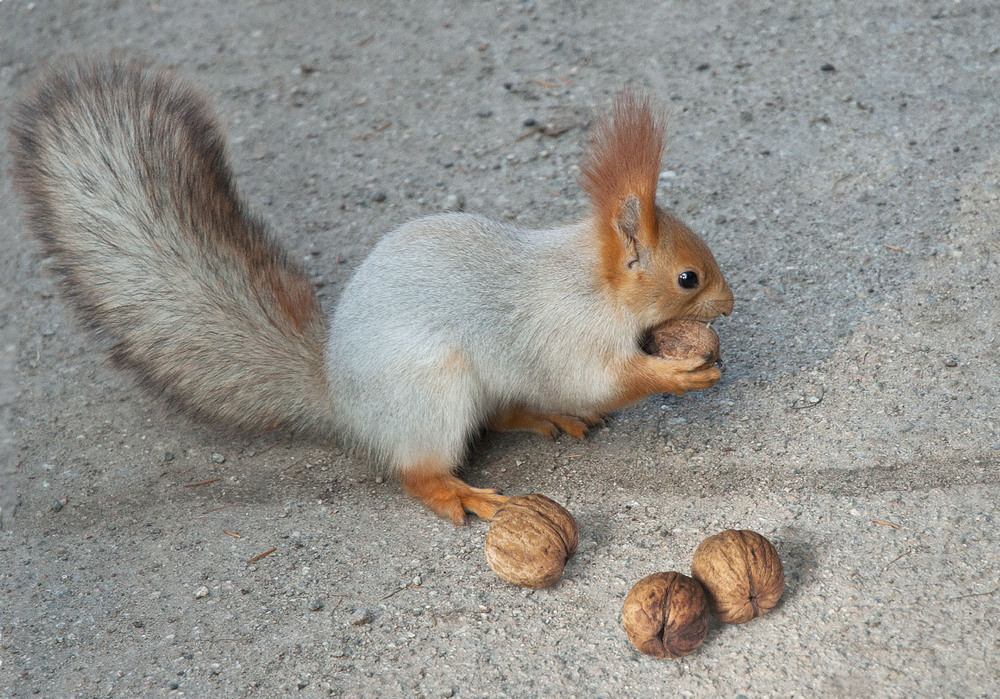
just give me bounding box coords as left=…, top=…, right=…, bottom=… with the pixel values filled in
left=10, top=57, right=734, bottom=523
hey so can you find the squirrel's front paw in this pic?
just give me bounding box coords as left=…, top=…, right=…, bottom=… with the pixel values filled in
left=657, top=357, right=722, bottom=395
left=671, top=359, right=722, bottom=392
left=602, top=353, right=726, bottom=412
left=647, top=354, right=723, bottom=395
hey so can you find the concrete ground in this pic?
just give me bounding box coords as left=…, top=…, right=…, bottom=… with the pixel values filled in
left=1, top=1, right=997, bottom=696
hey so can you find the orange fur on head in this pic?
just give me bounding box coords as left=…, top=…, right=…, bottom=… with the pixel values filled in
left=580, top=92, right=665, bottom=284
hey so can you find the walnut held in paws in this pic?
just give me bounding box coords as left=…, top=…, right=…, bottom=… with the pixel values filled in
left=484, top=494, right=578, bottom=589
left=621, top=571, right=710, bottom=658
left=648, top=319, right=720, bottom=368
left=690, top=529, right=784, bottom=624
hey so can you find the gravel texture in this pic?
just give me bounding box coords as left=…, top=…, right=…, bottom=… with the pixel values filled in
left=1, top=1, right=998, bottom=696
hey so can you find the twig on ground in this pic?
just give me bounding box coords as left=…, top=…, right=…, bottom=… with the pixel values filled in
left=246, top=547, right=277, bottom=564
left=183, top=478, right=221, bottom=488
left=872, top=520, right=900, bottom=529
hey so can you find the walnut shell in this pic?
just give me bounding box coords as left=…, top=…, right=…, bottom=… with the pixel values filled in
left=484, top=494, right=578, bottom=589
left=621, top=571, right=710, bottom=658
left=690, top=529, right=785, bottom=624
left=648, top=319, right=720, bottom=368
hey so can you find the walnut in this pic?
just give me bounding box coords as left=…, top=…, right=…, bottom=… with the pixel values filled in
left=690, top=529, right=785, bottom=624
left=648, top=319, right=720, bottom=368
left=621, top=571, right=710, bottom=658
left=484, top=494, right=578, bottom=589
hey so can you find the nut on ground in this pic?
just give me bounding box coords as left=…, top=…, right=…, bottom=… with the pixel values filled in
left=691, top=529, right=784, bottom=624
left=621, top=571, right=710, bottom=658
left=484, top=494, right=578, bottom=589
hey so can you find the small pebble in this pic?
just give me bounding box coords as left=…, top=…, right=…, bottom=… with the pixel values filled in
left=194, top=586, right=210, bottom=599
left=371, top=191, right=387, bottom=203
left=349, top=608, right=373, bottom=626
left=821, top=63, right=836, bottom=72
left=308, top=599, right=324, bottom=611
left=163, top=451, right=174, bottom=461
left=211, top=453, right=225, bottom=464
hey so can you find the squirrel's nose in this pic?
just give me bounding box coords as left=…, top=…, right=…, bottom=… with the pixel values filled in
left=717, top=282, right=734, bottom=316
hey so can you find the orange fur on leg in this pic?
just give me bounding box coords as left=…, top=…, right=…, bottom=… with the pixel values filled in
left=491, top=404, right=603, bottom=439
left=400, top=463, right=508, bottom=525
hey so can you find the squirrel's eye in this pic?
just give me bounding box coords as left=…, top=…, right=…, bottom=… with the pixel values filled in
left=677, top=271, right=699, bottom=289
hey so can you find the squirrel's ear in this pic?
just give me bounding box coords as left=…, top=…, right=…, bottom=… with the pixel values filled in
left=616, top=193, right=648, bottom=269
left=580, top=92, right=664, bottom=274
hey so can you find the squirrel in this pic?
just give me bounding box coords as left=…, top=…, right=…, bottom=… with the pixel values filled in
left=9, top=57, right=734, bottom=524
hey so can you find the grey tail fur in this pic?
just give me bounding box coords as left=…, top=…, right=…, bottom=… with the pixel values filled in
left=9, top=57, right=335, bottom=436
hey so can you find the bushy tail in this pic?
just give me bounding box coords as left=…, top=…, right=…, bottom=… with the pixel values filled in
left=9, top=57, right=335, bottom=436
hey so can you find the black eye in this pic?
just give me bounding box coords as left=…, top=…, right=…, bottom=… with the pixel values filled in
left=677, top=270, right=699, bottom=289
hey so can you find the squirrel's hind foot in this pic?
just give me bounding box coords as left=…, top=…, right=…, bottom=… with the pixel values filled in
left=491, top=405, right=605, bottom=440
left=400, top=467, right=508, bottom=525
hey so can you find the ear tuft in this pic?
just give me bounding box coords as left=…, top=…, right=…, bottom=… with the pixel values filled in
left=580, top=91, right=665, bottom=244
